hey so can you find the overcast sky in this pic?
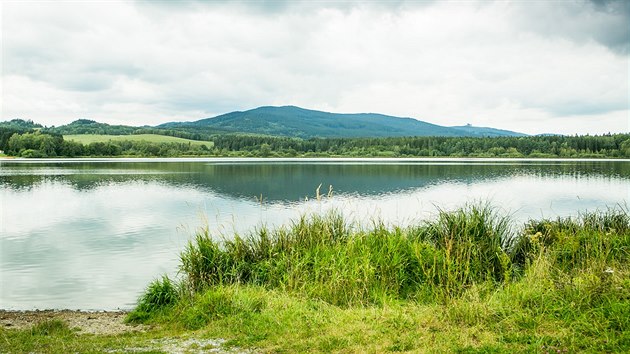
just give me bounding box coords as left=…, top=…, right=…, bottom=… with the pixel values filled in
left=2, top=0, right=628, bottom=135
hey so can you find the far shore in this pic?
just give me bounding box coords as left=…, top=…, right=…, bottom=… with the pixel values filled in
left=2, top=156, right=630, bottom=163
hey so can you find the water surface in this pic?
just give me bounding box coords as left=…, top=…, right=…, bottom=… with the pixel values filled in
left=1, top=158, right=628, bottom=310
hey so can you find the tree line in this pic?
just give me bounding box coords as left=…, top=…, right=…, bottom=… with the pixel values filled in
left=1, top=125, right=629, bottom=158
left=211, top=134, right=630, bottom=158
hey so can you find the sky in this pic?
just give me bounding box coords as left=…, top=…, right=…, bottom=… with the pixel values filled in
left=1, top=0, right=629, bottom=135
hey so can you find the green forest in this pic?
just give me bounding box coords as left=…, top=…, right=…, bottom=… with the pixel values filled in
left=1, top=119, right=629, bottom=158
left=210, top=134, right=630, bottom=158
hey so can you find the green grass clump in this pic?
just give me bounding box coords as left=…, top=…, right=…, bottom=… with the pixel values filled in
left=127, top=275, right=179, bottom=322
left=1, top=319, right=76, bottom=353
left=174, top=286, right=268, bottom=330
left=410, top=204, right=513, bottom=296
left=30, top=319, right=73, bottom=336
left=511, top=208, right=629, bottom=272
left=174, top=205, right=514, bottom=306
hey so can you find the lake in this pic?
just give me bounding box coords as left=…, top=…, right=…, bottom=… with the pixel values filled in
left=1, top=158, right=628, bottom=310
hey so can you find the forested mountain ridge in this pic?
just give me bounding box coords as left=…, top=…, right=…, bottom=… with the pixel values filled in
left=2, top=106, right=525, bottom=139
left=4, top=106, right=629, bottom=159
left=159, top=106, right=526, bottom=138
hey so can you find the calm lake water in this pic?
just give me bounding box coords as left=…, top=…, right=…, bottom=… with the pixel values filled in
left=1, top=158, right=629, bottom=310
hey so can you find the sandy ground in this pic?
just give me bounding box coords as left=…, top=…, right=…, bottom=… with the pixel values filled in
left=0, top=310, right=146, bottom=335
left=0, top=310, right=255, bottom=353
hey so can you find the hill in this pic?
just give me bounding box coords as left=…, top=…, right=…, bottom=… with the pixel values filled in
left=4, top=106, right=526, bottom=139
left=46, top=119, right=139, bottom=135
left=43, top=119, right=216, bottom=142
left=0, top=119, right=43, bottom=130
left=160, top=106, right=525, bottom=138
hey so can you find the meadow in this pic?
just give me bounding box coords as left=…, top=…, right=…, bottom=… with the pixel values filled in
left=63, top=134, right=214, bottom=147
left=2, top=204, right=628, bottom=353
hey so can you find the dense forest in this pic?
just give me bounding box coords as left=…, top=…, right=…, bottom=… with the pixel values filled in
left=211, top=134, right=630, bottom=158
left=1, top=120, right=628, bottom=158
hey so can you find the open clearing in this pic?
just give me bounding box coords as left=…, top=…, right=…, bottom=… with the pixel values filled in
left=64, top=134, right=213, bottom=147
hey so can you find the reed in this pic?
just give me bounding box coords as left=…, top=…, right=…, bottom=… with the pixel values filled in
left=409, top=203, right=513, bottom=297
left=129, top=205, right=627, bottom=345
left=512, top=207, right=629, bottom=271
left=132, top=205, right=629, bottom=315
left=138, top=204, right=521, bottom=310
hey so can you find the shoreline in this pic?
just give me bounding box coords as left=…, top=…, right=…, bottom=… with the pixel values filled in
left=0, top=309, right=144, bottom=335
left=2, top=156, right=629, bottom=163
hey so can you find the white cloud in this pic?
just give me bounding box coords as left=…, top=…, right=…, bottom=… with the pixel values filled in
left=1, top=0, right=628, bottom=134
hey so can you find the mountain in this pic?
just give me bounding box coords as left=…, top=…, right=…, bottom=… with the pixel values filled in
left=160, top=106, right=525, bottom=138
left=3, top=106, right=526, bottom=139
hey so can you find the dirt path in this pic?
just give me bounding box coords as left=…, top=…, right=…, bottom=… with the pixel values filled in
left=0, top=310, right=146, bottom=335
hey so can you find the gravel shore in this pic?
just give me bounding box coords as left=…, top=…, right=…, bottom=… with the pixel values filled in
left=0, top=310, right=146, bottom=335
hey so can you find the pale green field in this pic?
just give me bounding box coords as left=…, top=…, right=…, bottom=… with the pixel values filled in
left=64, top=134, right=213, bottom=147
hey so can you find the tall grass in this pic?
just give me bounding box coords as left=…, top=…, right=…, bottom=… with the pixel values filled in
left=127, top=275, right=179, bottom=322
left=409, top=204, right=513, bottom=296
left=125, top=204, right=630, bottom=351
left=138, top=204, right=515, bottom=309
left=511, top=207, right=630, bottom=271
left=130, top=204, right=629, bottom=331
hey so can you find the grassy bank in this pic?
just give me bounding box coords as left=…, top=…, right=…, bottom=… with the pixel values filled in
left=130, top=205, right=629, bottom=352
left=2, top=205, right=628, bottom=353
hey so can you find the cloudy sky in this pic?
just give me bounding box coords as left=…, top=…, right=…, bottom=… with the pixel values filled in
left=2, top=0, right=628, bottom=135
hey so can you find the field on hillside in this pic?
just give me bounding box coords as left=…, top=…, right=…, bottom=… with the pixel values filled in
left=64, top=134, right=213, bottom=147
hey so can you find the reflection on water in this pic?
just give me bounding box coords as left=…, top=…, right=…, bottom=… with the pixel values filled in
left=1, top=158, right=628, bottom=310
